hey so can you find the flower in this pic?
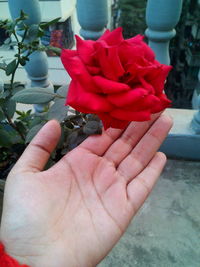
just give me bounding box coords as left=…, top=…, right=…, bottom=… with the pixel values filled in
left=61, top=27, right=172, bottom=129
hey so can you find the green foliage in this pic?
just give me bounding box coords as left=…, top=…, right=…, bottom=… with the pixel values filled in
left=5, top=59, right=17, bottom=75
left=0, top=11, right=61, bottom=84
left=12, top=88, right=57, bottom=104
left=165, top=0, right=200, bottom=107
left=25, top=123, right=45, bottom=144
left=0, top=12, right=62, bottom=175
left=118, top=0, right=147, bottom=38
left=0, top=11, right=102, bottom=181
left=0, top=125, right=13, bottom=147
left=47, top=99, right=69, bottom=122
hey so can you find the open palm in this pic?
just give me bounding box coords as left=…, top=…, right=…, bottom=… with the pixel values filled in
left=0, top=115, right=172, bottom=267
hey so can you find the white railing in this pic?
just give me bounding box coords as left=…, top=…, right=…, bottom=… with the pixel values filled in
left=1, top=0, right=200, bottom=159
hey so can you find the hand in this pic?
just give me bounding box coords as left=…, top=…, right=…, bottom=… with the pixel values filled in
left=0, top=115, right=172, bottom=267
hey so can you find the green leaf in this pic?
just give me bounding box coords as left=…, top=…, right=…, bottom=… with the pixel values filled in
left=27, top=24, right=40, bottom=40
left=37, top=27, right=45, bottom=38
left=47, top=46, right=61, bottom=56
left=40, top=17, right=61, bottom=29
left=5, top=59, right=17, bottom=76
left=15, top=121, right=26, bottom=134
left=56, top=85, right=69, bottom=97
left=19, top=57, right=27, bottom=66
left=56, top=125, right=65, bottom=149
left=45, top=158, right=56, bottom=170
left=67, top=130, right=87, bottom=150
left=28, top=116, right=43, bottom=128
left=83, top=121, right=102, bottom=135
left=47, top=98, right=68, bottom=122
left=25, top=123, right=45, bottom=143
left=0, top=89, right=10, bottom=99
left=5, top=21, right=15, bottom=34
left=15, top=10, right=28, bottom=23
left=4, top=37, right=11, bottom=45
left=12, top=88, right=56, bottom=104
left=0, top=81, right=3, bottom=92
left=12, top=84, right=24, bottom=95
left=196, top=87, right=200, bottom=95
left=3, top=99, right=16, bottom=118
left=0, top=107, right=5, bottom=121
left=0, top=62, right=7, bottom=71
left=20, top=10, right=28, bottom=20
left=0, top=126, right=13, bottom=147
left=0, top=99, right=5, bottom=106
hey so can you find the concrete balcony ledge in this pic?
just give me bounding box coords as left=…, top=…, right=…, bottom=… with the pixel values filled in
left=161, top=108, right=200, bottom=160
left=12, top=106, right=200, bottom=160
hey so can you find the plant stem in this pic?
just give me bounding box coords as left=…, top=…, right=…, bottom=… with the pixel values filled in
left=10, top=29, right=28, bottom=91
left=10, top=63, right=19, bottom=92
left=10, top=33, right=20, bottom=91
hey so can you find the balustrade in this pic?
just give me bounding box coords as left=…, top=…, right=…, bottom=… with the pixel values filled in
left=145, top=0, right=200, bottom=159
left=191, top=69, right=200, bottom=133
left=3, top=0, right=200, bottom=158
left=145, top=0, right=183, bottom=65
left=76, top=0, right=108, bottom=40
left=8, top=0, right=53, bottom=112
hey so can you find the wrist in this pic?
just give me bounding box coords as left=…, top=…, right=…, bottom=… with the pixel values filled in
left=0, top=242, right=30, bottom=266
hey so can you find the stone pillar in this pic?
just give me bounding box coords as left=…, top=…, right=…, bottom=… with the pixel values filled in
left=145, top=0, right=183, bottom=65
left=8, top=0, right=53, bottom=112
left=76, top=0, right=108, bottom=40
left=191, top=69, right=200, bottom=133
left=0, top=78, right=3, bottom=92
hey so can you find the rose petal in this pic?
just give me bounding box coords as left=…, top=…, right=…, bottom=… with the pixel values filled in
left=93, top=75, right=130, bottom=94
left=98, top=27, right=124, bottom=45
left=127, top=34, right=144, bottom=44
left=146, top=94, right=171, bottom=113
left=128, top=94, right=161, bottom=112
left=67, top=81, right=113, bottom=113
left=110, top=109, right=151, bottom=121
left=61, top=51, right=100, bottom=93
left=61, top=49, right=82, bottom=78
left=94, top=45, right=116, bottom=80
left=61, top=49, right=78, bottom=59
left=139, top=77, right=155, bottom=94
left=119, top=39, right=155, bottom=67
left=62, top=28, right=172, bottom=130
left=118, top=43, right=146, bottom=68
left=75, top=35, right=95, bottom=65
left=127, top=35, right=155, bottom=62
left=146, top=64, right=172, bottom=94
left=86, top=65, right=101, bottom=75
left=108, top=46, right=125, bottom=78
left=107, top=88, right=148, bottom=107
left=98, top=29, right=111, bottom=41
left=95, top=45, right=125, bottom=81
left=158, top=93, right=171, bottom=109
left=65, top=82, right=92, bottom=113
left=98, top=113, right=129, bottom=129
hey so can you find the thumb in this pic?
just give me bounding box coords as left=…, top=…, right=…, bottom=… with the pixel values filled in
left=12, top=120, right=61, bottom=173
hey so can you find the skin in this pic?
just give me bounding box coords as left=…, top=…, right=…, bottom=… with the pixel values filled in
left=0, top=114, right=172, bottom=267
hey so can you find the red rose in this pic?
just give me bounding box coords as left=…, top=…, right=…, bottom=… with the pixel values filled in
left=61, top=27, right=172, bottom=129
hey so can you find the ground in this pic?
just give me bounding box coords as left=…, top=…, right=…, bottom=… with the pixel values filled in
left=0, top=159, right=199, bottom=266
left=99, top=159, right=200, bottom=267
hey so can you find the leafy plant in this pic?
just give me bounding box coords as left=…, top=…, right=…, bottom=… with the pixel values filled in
left=165, top=0, right=200, bottom=108
left=0, top=11, right=101, bottom=180
left=0, top=11, right=58, bottom=154
left=117, top=0, right=147, bottom=38
left=12, top=86, right=102, bottom=165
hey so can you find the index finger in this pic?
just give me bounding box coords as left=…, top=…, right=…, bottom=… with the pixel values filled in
left=11, top=120, right=61, bottom=174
